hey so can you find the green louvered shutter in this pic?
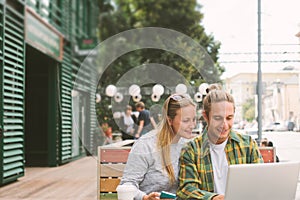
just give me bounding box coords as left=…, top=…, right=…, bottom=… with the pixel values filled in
left=62, top=0, right=71, bottom=41
left=82, top=59, right=97, bottom=155
left=59, top=44, right=73, bottom=164
left=89, top=63, right=97, bottom=155
left=72, top=57, right=97, bottom=155
left=0, top=4, right=25, bottom=185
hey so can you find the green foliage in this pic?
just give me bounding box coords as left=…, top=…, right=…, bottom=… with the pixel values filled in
left=243, top=98, right=255, bottom=122
left=98, top=0, right=223, bottom=82
left=97, top=0, right=224, bottom=131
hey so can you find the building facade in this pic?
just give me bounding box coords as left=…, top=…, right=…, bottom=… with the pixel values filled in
left=224, top=70, right=300, bottom=126
left=0, top=0, right=99, bottom=185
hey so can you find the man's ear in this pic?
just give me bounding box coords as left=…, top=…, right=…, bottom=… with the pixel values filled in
left=202, top=110, right=209, bottom=123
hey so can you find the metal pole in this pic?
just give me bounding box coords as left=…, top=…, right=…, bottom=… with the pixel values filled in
left=257, top=0, right=262, bottom=145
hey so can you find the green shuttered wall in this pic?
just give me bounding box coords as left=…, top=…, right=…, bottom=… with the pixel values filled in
left=0, top=4, right=25, bottom=184
left=60, top=44, right=73, bottom=163
left=0, top=0, right=99, bottom=184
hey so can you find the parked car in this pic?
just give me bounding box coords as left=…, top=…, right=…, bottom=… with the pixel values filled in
left=287, top=121, right=295, bottom=131
left=232, top=123, right=240, bottom=130
left=262, top=122, right=275, bottom=132
left=262, top=122, right=288, bottom=132
left=244, top=127, right=258, bottom=140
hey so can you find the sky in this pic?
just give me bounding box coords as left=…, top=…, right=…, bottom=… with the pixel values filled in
left=199, top=0, right=300, bottom=78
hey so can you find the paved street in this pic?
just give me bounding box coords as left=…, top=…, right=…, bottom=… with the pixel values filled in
left=255, top=131, right=300, bottom=199
left=261, top=131, right=300, bottom=162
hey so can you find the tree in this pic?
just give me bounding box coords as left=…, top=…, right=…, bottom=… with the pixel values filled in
left=243, top=98, right=255, bottom=122
left=97, top=0, right=224, bottom=131
left=98, top=0, right=223, bottom=82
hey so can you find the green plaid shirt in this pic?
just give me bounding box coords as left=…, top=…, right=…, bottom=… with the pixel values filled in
left=177, top=129, right=264, bottom=199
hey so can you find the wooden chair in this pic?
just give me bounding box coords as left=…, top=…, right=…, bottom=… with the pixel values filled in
left=97, top=140, right=135, bottom=200
left=259, top=146, right=276, bottom=163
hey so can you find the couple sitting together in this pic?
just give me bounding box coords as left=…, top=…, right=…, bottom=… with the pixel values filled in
left=119, top=84, right=264, bottom=200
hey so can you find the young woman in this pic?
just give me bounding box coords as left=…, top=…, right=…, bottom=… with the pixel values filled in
left=120, top=105, right=137, bottom=140
left=119, top=94, right=197, bottom=200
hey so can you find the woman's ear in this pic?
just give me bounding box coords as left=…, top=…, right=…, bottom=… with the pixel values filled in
left=167, top=117, right=172, bottom=126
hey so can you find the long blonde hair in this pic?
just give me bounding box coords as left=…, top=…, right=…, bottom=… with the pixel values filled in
left=157, top=94, right=196, bottom=184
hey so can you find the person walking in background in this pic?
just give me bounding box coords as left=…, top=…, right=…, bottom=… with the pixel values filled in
left=120, top=105, right=137, bottom=140
left=177, top=84, right=263, bottom=200
left=119, top=94, right=197, bottom=200
left=135, top=101, right=157, bottom=139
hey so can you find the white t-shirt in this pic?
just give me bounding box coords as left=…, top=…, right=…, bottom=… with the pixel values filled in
left=123, top=114, right=134, bottom=133
left=209, top=139, right=229, bottom=195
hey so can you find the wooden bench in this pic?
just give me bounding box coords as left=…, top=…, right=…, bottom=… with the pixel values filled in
left=97, top=140, right=135, bottom=200
left=259, top=146, right=276, bottom=163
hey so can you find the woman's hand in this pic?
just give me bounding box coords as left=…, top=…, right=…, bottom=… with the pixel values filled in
left=142, top=192, right=160, bottom=200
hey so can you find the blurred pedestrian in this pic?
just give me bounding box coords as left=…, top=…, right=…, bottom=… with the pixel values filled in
left=135, top=101, right=157, bottom=138
left=260, top=138, right=268, bottom=147
left=120, top=105, right=137, bottom=140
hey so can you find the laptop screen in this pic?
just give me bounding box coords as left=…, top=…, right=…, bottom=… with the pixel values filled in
left=224, top=162, right=300, bottom=200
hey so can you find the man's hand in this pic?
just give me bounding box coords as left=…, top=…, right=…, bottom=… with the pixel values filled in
left=212, top=194, right=224, bottom=200
left=143, top=192, right=160, bottom=200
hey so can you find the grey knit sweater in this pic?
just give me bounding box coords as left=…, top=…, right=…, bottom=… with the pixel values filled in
left=120, top=130, right=187, bottom=200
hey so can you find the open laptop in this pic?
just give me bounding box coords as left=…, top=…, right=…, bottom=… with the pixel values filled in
left=225, top=162, right=300, bottom=200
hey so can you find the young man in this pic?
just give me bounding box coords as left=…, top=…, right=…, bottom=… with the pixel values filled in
left=177, top=84, right=264, bottom=200
left=134, top=101, right=157, bottom=138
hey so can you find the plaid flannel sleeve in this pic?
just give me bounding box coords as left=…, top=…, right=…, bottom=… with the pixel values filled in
left=176, top=144, right=217, bottom=200
left=250, top=138, right=264, bottom=163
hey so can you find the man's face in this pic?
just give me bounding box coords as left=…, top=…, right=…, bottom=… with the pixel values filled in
left=204, top=101, right=234, bottom=144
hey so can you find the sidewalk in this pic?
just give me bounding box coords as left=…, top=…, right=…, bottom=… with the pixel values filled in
left=0, top=155, right=299, bottom=199
left=0, top=156, right=97, bottom=200
left=296, top=176, right=300, bottom=200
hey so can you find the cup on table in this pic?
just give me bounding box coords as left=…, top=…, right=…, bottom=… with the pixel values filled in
left=116, top=184, right=137, bottom=200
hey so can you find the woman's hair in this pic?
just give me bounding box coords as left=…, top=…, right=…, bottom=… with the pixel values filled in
left=157, top=94, right=196, bottom=184
left=126, top=105, right=132, bottom=111
left=203, top=83, right=235, bottom=117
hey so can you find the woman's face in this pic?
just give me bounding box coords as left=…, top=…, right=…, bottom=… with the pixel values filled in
left=204, top=101, right=235, bottom=144
left=170, top=104, right=196, bottom=140
left=125, top=109, right=132, bottom=115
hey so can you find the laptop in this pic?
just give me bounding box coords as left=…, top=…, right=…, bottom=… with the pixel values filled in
left=224, top=162, right=300, bottom=200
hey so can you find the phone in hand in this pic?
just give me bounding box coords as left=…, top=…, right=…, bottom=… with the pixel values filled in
left=160, top=191, right=176, bottom=199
